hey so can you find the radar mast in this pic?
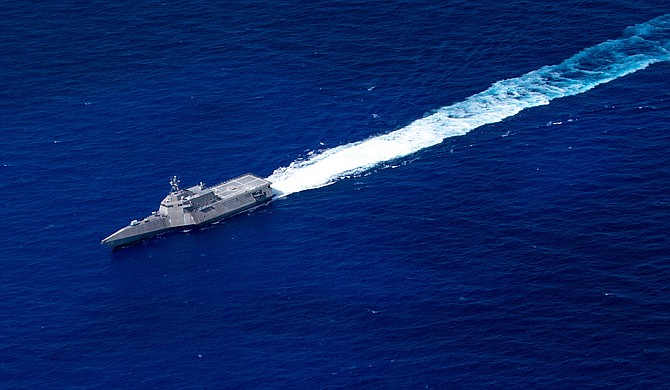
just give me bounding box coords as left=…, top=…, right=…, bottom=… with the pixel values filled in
left=169, top=176, right=180, bottom=193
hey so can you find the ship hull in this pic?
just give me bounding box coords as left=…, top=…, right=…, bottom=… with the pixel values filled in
left=102, top=197, right=271, bottom=249
left=101, top=227, right=172, bottom=249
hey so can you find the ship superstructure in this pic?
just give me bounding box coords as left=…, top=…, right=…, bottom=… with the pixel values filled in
left=102, top=174, right=273, bottom=249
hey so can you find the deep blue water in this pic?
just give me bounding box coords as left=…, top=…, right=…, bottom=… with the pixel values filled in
left=2, top=1, right=669, bottom=388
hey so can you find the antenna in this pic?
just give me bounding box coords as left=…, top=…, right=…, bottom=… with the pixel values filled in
left=169, top=176, right=180, bottom=192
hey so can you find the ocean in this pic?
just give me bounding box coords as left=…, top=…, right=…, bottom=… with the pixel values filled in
left=1, top=1, right=669, bottom=388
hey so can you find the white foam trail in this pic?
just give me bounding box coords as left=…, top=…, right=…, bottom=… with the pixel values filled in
left=268, top=15, right=670, bottom=196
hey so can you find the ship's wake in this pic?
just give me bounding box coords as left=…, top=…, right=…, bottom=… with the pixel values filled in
left=267, top=14, right=670, bottom=197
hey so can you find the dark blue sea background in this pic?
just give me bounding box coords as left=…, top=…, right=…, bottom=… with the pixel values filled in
left=2, top=1, right=669, bottom=388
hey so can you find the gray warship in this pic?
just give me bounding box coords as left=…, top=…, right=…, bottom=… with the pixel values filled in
left=102, top=174, right=274, bottom=249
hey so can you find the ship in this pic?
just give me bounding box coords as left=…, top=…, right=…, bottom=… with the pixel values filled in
left=101, top=174, right=274, bottom=249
